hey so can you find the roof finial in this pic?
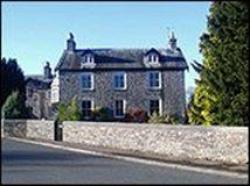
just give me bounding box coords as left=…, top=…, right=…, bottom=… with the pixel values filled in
left=171, top=31, right=175, bottom=39
left=69, top=32, right=74, bottom=40
left=166, top=27, right=171, bottom=39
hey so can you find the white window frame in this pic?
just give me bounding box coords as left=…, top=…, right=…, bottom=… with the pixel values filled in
left=149, top=99, right=163, bottom=116
left=149, top=54, right=158, bottom=63
left=82, top=99, right=94, bottom=119
left=113, top=72, right=127, bottom=90
left=114, top=99, right=126, bottom=118
left=81, top=72, right=94, bottom=90
left=83, top=54, right=94, bottom=63
left=147, top=71, right=162, bottom=89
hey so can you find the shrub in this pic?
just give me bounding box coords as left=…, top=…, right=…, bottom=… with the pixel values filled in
left=148, top=112, right=165, bottom=124
left=57, top=96, right=81, bottom=123
left=148, top=112, right=181, bottom=124
left=93, top=107, right=112, bottom=121
left=2, top=91, right=30, bottom=119
left=124, top=108, right=148, bottom=123
left=67, top=96, right=81, bottom=121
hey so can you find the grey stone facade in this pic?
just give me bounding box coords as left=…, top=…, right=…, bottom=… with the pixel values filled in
left=54, top=32, right=188, bottom=121
left=59, top=70, right=186, bottom=118
left=25, top=62, right=54, bottom=119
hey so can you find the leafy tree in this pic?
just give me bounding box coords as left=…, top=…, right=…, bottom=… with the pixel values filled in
left=2, top=91, right=30, bottom=119
left=1, top=58, right=26, bottom=109
left=188, top=2, right=248, bottom=126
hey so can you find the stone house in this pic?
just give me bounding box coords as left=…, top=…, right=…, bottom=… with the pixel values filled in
left=25, top=62, right=54, bottom=119
left=51, top=32, right=188, bottom=121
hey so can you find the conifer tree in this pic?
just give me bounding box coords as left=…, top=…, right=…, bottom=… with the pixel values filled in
left=188, top=2, right=248, bottom=126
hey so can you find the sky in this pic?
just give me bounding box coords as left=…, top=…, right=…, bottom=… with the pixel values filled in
left=2, top=1, right=211, bottom=91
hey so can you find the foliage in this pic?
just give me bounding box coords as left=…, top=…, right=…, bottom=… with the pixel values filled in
left=93, top=107, right=112, bottom=121
left=1, top=58, right=26, bottom=109
left=124, top=108, right=148, bottom=123
left=148, top=112, right=165, bottom=124
left=187, top=2, right=249, bottom=126
left=148, top=112, right=181, bottom=124
left=57, top=96, right=81, bottom=123
left=2, top=91, right=30, bottom=119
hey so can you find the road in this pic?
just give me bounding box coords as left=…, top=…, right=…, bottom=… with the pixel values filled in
left=1, top=138, right=248, bottom=184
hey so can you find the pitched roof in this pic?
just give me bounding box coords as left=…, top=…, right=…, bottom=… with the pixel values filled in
left=25, top=75, right=53, bottom=89
left=55, top=47, right=188, bottom=71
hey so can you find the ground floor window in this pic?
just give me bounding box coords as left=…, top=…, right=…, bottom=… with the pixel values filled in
left=114, top=100, right=125, bottom=118
left=149, top=100, right=160, bottom=115
left=82, top=100, right=92, bottom=119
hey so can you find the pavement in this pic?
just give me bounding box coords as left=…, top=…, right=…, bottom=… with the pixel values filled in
left=1, top=138, right=248, bottom=184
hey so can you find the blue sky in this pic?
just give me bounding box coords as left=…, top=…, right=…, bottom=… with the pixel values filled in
left=2, top=1, right=210, bottom=90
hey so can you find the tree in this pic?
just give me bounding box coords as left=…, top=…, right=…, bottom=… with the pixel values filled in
left=188, top=2, right=249, bottom=126
left=2, top=91, right=30, bottom=119
left=1, top=58, right=26, bottom=109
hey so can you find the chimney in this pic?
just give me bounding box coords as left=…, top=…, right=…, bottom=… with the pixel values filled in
left=67, top=32, right=76, bottom=51
left=44, top=62, right=52, bottom=79
left=168, top=31, right=177, bottom=50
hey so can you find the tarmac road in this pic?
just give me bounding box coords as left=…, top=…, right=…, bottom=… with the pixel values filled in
left=1, top=138, right=248, bottom=184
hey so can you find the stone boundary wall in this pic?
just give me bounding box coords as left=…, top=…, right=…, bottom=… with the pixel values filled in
left=2, top=119, right=54, bottom=140
left=63, top=121, right=248, bottom=165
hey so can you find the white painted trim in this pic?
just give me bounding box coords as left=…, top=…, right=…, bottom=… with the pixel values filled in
left=81, top=99, right=94, bottom=119
left=149, top=99, right=162, bottom=116
left=114, top=99, right=126, bottom=118
left=147, top=71, right=162, bottom=90
left=159, top=98, right=163, bottom=116
left=80, top=72, right=94, bottom=91
left=113, top=71, right=127, bottom=90
left=81, top=53, right=96, bottom=68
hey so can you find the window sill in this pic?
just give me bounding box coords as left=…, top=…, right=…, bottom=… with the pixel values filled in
left=114, top=88, right=127, bottom=91
left=81, top=88, right=95, bottom=91
left=114, top=115, right=125, bottom=119
left=148, top=87, right=162, bottom=90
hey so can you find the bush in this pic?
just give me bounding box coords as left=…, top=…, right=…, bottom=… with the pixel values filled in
left=148, top=112, right=165, bottom=124
left=124, top=108, right=148, bottom=123
left=93, top=107, right=112, bottom=121
left=148, top=112, right=181, bottom=124
left=57, top=96, right=81, bottom=123
left=2, top=91, right=30, bottom=119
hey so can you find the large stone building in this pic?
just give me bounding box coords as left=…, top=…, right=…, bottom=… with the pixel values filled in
left=51, top=32, right=188, bottom=121
left=25, top=62, right=54, bottom=119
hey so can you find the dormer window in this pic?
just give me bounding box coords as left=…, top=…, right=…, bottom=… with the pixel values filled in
left=144, top=48, right=161, bottom=67
left=83, top=54, right=94, bottom=63
left=148, top=54, right=159, bottom=63
left=81, top=51, right=96, bottom=68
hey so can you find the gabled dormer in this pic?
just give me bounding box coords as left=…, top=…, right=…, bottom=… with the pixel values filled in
left=81, top=49, right=96, bottom=68
left=143, top=48, right=161, bottom=67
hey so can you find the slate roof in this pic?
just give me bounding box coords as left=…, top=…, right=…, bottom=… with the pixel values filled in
left=25, top=75, right=53, bottom=89
left=55, top=47, right=188, bottom=71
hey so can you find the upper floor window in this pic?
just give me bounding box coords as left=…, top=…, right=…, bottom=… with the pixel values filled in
left=113, top=72, right=126, bottom=90
left=148, top=54, right=159, bottom=63
left=144, top=49, right=160, bottom=64
left=148, top=71, right=161, bottom=89
left=83, top=54, right=94, bottom=63
left=81, top=73, right=94, bottom=90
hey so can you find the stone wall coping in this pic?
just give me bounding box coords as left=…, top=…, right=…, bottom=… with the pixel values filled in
left=63, top=121, right=247, bottom=131
left=3, top=119, right=54, bottom=123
